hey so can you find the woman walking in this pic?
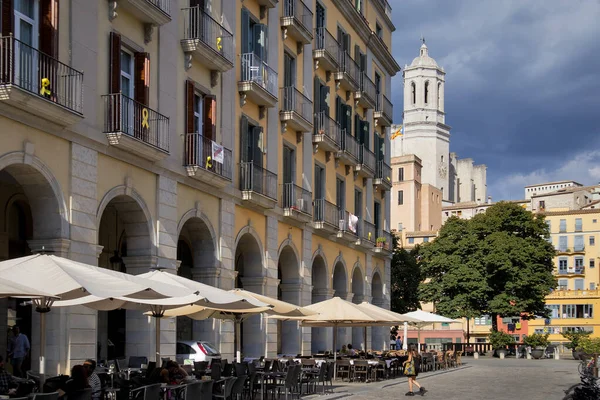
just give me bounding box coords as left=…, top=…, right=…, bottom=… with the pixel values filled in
left=403, top=347, right=427, bottom=396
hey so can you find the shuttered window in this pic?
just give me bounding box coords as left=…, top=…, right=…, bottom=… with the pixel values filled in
left=109, top=32, right=150, bottom=107
left=558, top=236, right=567, bottom=251
left=39, top=0, right=58, bottom=58
left=574, top=235, right=584, bottom=251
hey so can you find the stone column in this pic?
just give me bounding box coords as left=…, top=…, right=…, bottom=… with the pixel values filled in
left=264, top=216, right=279, bottom=357
left=311, top=288, right=334, bottom=353
left=218, top=199, right=236, bottom=359
left=240, top=277, right=278, bottom=358
left=279, top=282, right=303, bottom=355
left=300, top=231, right=313, bottom=355
left=191, top=268, right=222, bottom=351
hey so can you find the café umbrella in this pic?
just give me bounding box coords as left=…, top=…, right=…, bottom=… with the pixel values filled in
left=157, top=289, right=316, bottom=362
left=0, top=254, right=197, bottom=377
left=402, top=309, right=458, bottom=351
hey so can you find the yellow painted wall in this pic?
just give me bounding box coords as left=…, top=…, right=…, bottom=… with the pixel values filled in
left=234, top=205, right=267, bottom=244
left=176, top=183, right=221, bottom=234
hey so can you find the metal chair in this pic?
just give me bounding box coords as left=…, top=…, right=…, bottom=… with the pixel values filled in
left=198, top=380, right=214, bottom=400
left=182, top=381, right=202, bottom=400
left=352, top=360, right=369, bottom=382
left=129, top=383, right=161, bottom=400
left=212, top=377, right=237, bottom=400
left=30, top=393, right=60, bottom=400
left=211, top=364, right=222, bottom=381
left=67, top=388, right=92, bottom=400
left=230, top=374, right=247, bottom=400
left=234, top=362, right=248, bottom=377
left=128, top=356, right=148, bottom=369
left=335, top=359, right=352, bottom=381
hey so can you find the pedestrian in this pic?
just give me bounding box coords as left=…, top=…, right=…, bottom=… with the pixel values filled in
left=396, top=334, right=403, bottom=351
left=83, top=359, right=101, bottom=400
left=8, top=326, right=30, bottom=378
left=403, top=347, right=426, bottom=396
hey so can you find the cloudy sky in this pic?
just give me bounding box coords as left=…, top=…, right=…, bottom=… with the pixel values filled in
left=389, top=0, right=600, bottom=200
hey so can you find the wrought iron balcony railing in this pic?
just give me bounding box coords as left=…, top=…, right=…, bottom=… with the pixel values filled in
left=375, top=93, right=393, bottom=122
left=103, top=93, right=169, bottom=152
left=313, top=198, right=339, bottom=228
left=240, top=53, right=278, bottom=98
left=240, top=162, right=277, bottom=200
left=314, top=110, right=341, bottom=148
left=338, top=50, right=360, bottom=87
left=359, top=72, right=376, bottom=105
left=0, top=36, right=83, bottom=113
left=181, top=6, right=234, bottom=64
left=339, top=209, right=359, bottom=236
left=341, top=129, right=359, bottom=162
left=281, top=86, right=312, bottom=123
left=376, top=160, right=392, bottom=182
left=359, top=145, right=376, bottom=174
left=362, top=220, right=376, bottom=243
left=283, top=0, right=313, bottom=36
left=314, top=27, right=340, bottom=66
left=281, top=183, right=313, bottom=215
left=146, top=0, right=171, bottom=15
left=185, top=133, right=232, bottom=181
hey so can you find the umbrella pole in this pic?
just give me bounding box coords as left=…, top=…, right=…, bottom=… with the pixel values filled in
left=39, top=311, right=46, bottom=380
left=363, top=326, right=367, bottom=352
left=403, top=322, right=408, bottom=350
left=333, top=324, right=337, bottom=380
left=236, top=317, right=241, bottom=363
left=418, top=326, right=421, bottom=353
left=155, top=317, right=161, bottom=363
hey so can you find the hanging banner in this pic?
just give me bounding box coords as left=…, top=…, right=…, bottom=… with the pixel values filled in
left=212, top=141, right=224, bottom=164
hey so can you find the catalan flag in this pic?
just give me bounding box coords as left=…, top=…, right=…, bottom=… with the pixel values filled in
left=391, top=125, right=403, bottom=140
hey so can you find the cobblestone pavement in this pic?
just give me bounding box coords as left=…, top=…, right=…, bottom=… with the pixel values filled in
left=307, top=358, right=581, bottom=400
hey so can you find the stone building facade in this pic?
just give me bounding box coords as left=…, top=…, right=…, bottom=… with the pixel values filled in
left=0, top=0, right=398, bottom=374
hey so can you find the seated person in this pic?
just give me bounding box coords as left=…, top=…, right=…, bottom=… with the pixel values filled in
left=59, top=365, right=90, bottom=399
left=340, top=345, right=348, bottom=355
left=148, top=361, right=188, bottom=385
left=0, top=356, right=17, bottom=396
left=83, top=360, right=101, bottom=400
left=347, top=344, right=357, bottom=356
left=166, top=361, right=188, bottom=383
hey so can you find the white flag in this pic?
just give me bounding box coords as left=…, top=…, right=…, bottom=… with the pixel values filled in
left=212, top=142, right=224, bottom=164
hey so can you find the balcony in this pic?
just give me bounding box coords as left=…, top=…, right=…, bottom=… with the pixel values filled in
left=313, top=27, right=340, bottom=72
left=337, top=129, right=359, bottom=167
left=374, top=160, right=392, bottom=191
left=181, top=7, right=234, bottom=72
left=313, top=111, right=341, bottom=153
left=312, top=198, right=340, bottom=235
left=256, top=0, right=278, bottom=8
left=372, top=230, right=393, bottom=255
left=281, top=0, right=313, bottom=46
left=239, top=53, right=278, bottom=107
left=374, top=94, right=393, bottom=127
left=280, top=87, right=313, bottom=133
left=103, top=93, right=169, bottom=161
left=116, top=0, right=171, bottom=26
left=334, top=51, right=360, bottom=92
left=355, top=73, right=376, bottom=109
left=356, top=220, right=375, bottom=250
left=0, top=36, right=83, bottom=125
left=558, top=267, right=585, bottom=276
left=280, top=183, right=313, bottom=224
left=337, top=210, right=359, bottom=242
left=240, top=162, right=278, bottom=209
left=356, top=145, right=376, bottom=178
left=184, top=133, right=232, bottom=188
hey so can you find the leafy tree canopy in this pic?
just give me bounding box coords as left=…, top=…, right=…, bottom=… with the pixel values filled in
left=418, top=202, right=556, bottom=329
left=390, top=233, right=422, bottom=314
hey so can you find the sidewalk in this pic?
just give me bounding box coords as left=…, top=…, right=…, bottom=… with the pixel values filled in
left=303, top=364, right=472, bottom=400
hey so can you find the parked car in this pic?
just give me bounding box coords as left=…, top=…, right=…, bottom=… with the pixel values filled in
left=176, top=341, right=221, bottom=366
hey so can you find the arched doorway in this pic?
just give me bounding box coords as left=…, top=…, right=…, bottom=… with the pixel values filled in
left=176, top=216, right=216, bottom=344
left=311, top=254, right=330, bottom=353
left=277, top=245, right=300, bottom=355
left=97, top=194, right=153, bottom=360
left=0, top=161, right=67, bottom=372
left=332, top=260, right=349, bottom=350
left=371, top=271, right=385, bottom=350
left=351, top=266, right=365, bottom=350
left=234, top=231, right=264, bottom=357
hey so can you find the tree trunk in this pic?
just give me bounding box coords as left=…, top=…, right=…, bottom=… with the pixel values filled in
left=466, top=317, right=470, bottom=344
left=491, top=313, right=499, bottom=332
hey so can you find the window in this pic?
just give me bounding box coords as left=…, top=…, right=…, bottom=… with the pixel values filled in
left=558, top=236, right=568, bottom=252
left=591, top=259, right=595, bottom=269
left=374, top=201, right=381, bottom=233
left=575, top=218, right=583, bottom=232
left=563, top=303, right=592, bottom=317
left=558, top=279, right=568, bottom=290
left=398, top=168, right=404, bottom=181
left=594, top=219, right=597, bottom=224
left=559, top=219, right=567, bottom=233
left=424, top=81, right=429, bottom=104
left=397, top=190, right=404, bottom=205
left=375, top=22, right=382, bottom=38
left=590, top=236, right=595, bottom=246
left=574, top=279, right=585, bottom=291
left=241, top=8, right=267, bottom=60
left=120, top=49, right=134, bottom=99
left=397, top=223, right=403, bottom=231
left=574, top=235, right=584, bottom=251
left=539, top=200, right=545, bottom=210
left=547, top=305, right=560, bottom=319
left=441, top=322, right=449, bottom=327
left=314, top=164, right=325, bottom=199
left=336, top=178, right=345, bottom=213
left=423, top=237, right=429, bottom=243
left=408, top=237, right=414, bottom=244
left=575, top=257, right=584, bottom=268
left=558, top=258, right=568, bottom=274
left=411, top=82, right=416, bottom=104
left=591, top=283, right=596, bottom=290
left=282, top=146, right=295, bottom=184
left=546, top=220, right=551, bottom=232
left=474, top=315, right=492, bottom=325
left=240, top=116, right=263, bottom=166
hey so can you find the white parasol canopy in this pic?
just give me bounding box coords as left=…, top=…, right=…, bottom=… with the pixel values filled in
left=0, top=277, right=59, bottom=299
left=402, top=309, right=459, bottom=352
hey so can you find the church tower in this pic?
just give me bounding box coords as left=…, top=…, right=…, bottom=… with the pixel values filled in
left=401, top=42, right=452, bottom=201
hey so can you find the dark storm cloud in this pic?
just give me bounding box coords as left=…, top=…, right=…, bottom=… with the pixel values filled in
left=390, top=0, right=600, bottom=199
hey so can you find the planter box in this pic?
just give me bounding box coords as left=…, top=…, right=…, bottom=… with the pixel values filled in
left=531, top=349, right=544, bottom=359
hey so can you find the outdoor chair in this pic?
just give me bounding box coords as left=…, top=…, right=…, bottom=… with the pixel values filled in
left=436, top=352, right=445, bottom=370
left=325, top=362, right=335, bottom=393
left=213, top=377, right=237, bottom=400
left=300, top=359, right=315, bottom=369
left=30, top=393, right=59, bottom=400
left=230, top=375, right=247, bottom=400
left=315, top=363, right=328, bottom=395
left=268, top=365, right=300, bottom=400
left=128, top=356, right=148, bottom=369
left=223, top=363, right=235, bottom=378
left=194, top=361, right=209, bottom=377
left=244, top=370, right=258, bottom=400
left=234, top=362, right=248, bottom=377
left=199, top=380, right=214, bottom=400
left=455, top=351, right=463, bottom=366
left=263, top=360, right=272, bottom=371
left=335, top=359, right=352, bottom=381
left=67, top=388, right=92, bottom=400
left=211, top=365, right=222, bottom=381
left=129, top=384, right=161, bottom=400
left=375, top=360, right=387, bottom=381
left=182, top=382, right=203, bottom=400
left=352, top=360, right=369, bottom=382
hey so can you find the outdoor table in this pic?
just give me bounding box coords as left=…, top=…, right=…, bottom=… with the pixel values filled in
left=256, top=370, right=285, bottom=399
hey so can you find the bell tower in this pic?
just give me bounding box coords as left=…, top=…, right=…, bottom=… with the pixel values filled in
left=401, top=41, right=452, bottom=201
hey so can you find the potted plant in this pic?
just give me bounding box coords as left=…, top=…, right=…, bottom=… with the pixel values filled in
left=376, top=237, right=386, bottom=248
left=488, top=330, right=515, bottom=359
left=523, top=333, right=550, bottom=359
left=562, top=331, right=592, bottom=360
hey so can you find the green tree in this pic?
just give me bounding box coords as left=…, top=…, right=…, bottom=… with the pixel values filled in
left=419, top=202, right=556, bottom=331
left=390, top=233, right=421, bottom=313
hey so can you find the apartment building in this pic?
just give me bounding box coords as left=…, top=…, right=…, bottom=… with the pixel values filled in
left=0, top=0, right=399, bottom=374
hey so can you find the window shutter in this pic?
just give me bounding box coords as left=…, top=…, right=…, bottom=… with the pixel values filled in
left=363, top=120, right=370, bottom=149
left=320, top=84, right=329, bottom=115
left=253, top=24, right=268, bottom=61
left=355, top=115, right=361, bottom=141
left=109, top=32, right=122, bottom=94
left=241, top=8, right=250, bottom=54
left=313, top=77, right=320, bottom=117
left=1, top=0, right=13, bottom=36
left=240, top=116, right=249, bottom=162
left=134, top=52, right=150, bottom=106
left=252, top=126, right=263, bottom=168
left=335, top=96, right=342, bottom=126
left=203, top=95, right=216, bottom=141
left=39, top=0, right=59, bottom=58
left=185, top=80, right=195, bottom=133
